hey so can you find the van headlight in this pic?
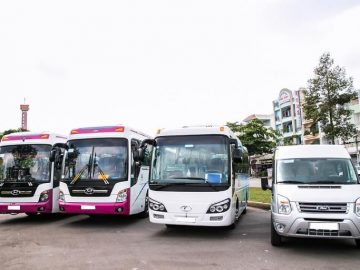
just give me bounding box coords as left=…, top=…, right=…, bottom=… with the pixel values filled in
left=59, top=190, right=65, bottom=202
left=149, top=198, right=167, bottom=212
left=39, top=190, right=50, bottom=202
left=277, top=195, right=291, bottom=215
left=355, top=198, right=360, bottom=216
left=116, top=189, right=128, bottom=203
left=207, top=199, right=231, bottom=214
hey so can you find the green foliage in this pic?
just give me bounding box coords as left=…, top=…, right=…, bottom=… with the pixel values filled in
left=227, top=119, right=279, bottom=156
left=303, top=52, right=358, bottom=143
left=0, top=128, right=27, bottom=140
left=249, top=187, right=271, bottom=204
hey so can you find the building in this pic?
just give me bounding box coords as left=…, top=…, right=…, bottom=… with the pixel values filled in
left=273, top=88, right=304, bottom=145
left=20, top=103, right=29, bottom=130
left=242, top=114, right=274, bottom=129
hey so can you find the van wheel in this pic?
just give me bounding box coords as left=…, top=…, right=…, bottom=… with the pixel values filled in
left=271, top=220, right=283, bottom=246
left=355, top=239, right=360, bottom=248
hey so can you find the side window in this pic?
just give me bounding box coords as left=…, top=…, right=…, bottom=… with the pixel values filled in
left=131, top=139, right=140, bottom=185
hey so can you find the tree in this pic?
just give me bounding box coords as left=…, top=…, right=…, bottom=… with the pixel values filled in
left=303, top=52, right=358, bottom=144
left=227, top=119, right=279, bottom=156
left=0, top=128, right=27, bottom=140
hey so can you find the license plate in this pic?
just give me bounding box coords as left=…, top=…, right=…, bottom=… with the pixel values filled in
left=176, top=217, right=196, bottom=223
left=81, top=205, right=96, bottom=210
left=8, top=205, right=20, bottom=210
left=309, top=222, right=339, bottom=230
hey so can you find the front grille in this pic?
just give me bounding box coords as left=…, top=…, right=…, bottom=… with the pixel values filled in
left=297, top=228, right=351, bottom=237
left=69, top=187, right=112, bottom=197
left=298, top=202, right=348, bottom=214
left=0, top=189, right=35, bottom=197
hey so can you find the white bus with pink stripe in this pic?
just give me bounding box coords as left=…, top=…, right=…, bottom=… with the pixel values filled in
left=0, top=132, right=67, bottom=215
left=59, top=126, right=152, bottom=216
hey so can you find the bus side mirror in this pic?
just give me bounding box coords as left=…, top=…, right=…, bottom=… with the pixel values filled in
left=49, top=149, right=57, bottom=162
left=229, top=138, right=238, bottom=148
left=261, top=177, right=272, bottom=191
left=233, top=148, right=243, bottom=163
left=133, top=148, right=145, bottom=162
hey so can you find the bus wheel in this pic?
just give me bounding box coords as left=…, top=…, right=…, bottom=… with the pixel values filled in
left=242, top=193, right=248, bottom=215
left=355, top=239, right=360, bottom=248
left=25, top=213, right=39, bottom=217
left=271, top=219, right=283, bottom=246
left=139, top=194, right=149, bottom=218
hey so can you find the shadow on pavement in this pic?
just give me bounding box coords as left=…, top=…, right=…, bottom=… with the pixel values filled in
left=283, top=237, right=358, bottom=251
left=0, top=213, right=73, bottom=225
left=64, top=214, right=144, bottom=228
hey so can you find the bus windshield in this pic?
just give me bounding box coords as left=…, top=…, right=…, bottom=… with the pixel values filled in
left=151, top=135, right=230, bottom=186
left=277, top=158, right=358, bottom=184
left=0, top=144, right=52, bottom=183
left=63, top=138, right=128, bottom=183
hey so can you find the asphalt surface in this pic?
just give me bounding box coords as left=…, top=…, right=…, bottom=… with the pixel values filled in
left=1, top=208, right=360, bottom=270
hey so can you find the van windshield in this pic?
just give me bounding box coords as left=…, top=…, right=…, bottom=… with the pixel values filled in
left=277, top=158, right=358, bottom=184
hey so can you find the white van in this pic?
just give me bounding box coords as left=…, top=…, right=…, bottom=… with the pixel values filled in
left=261, top=145, right=360, bottom=247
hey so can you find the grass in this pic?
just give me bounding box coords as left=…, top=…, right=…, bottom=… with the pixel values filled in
left=249, top=187, right=272, bottom=204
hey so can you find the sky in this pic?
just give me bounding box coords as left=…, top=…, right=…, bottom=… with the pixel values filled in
left=0, top=0, right=360, bottom=136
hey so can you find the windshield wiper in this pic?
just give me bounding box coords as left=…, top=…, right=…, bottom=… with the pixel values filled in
left=173, top=177, right=205, bottom=180
left=277, top=180, right=305, bottom=184
left=305, top=181, right=338, bottom=184
left=150, top=182, right=190, bottom=190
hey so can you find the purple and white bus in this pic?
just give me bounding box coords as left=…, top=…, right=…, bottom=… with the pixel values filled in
left=0, top=132, right=67, bottom=216
left=59, top=126, right=152, bottom=216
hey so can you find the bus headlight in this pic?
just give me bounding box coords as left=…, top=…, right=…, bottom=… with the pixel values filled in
left=39, top=190, right=50, bottom=202
left=149, top=198, right=167, bottom=212
left=355, top=198, right=360, bottom=216
left=116, top=189, right=128, bottom=203
left=59, top=190, right=65, bottom=202
left=207, top=199, right=231, bottom=214
left=277, top=195, right=291, bottom=215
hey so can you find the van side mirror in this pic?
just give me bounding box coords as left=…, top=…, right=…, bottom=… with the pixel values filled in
left=261, top=177, right=272, bottom=191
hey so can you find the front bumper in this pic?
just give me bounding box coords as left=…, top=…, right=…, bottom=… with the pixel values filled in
left=149, top=210, right=233, bottom=227
left=59, top=201, right=130, bottom=215
left=0, top=200, right=53, bottom=214
left=272, top=210, right=360, bottom=239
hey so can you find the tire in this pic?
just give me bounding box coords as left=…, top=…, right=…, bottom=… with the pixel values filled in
left=138, top=193, right=149, bottom=218
left=25, top=213, right=38, bottom=217
left=227, top=222, right=236, bottom=230
left=271, top=220, right=283, bottom=246
left=242, top=193, right=248, bottom=215
left=355, top=239, right=360, bottom=248
left=165, top=224, right=177, bottom=229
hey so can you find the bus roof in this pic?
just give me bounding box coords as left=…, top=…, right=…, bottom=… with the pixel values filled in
left=0, top=132, right=67, bottom=146
left=275, top=145, right=350, bottom=160
left=68, top=125, right=152, bottom=141
left=156, top=125, right=239, bottom=140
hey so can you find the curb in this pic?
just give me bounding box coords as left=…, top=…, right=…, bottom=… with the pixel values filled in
left=248, top=201, right=271, bottom=210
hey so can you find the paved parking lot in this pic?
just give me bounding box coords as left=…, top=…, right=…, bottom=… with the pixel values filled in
left=1, top=208, right=360, bottom=270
